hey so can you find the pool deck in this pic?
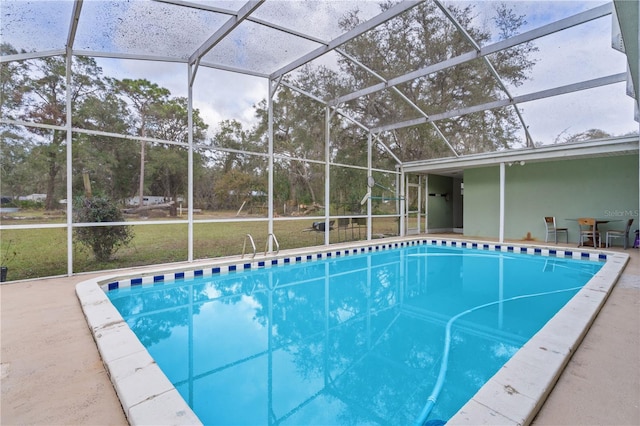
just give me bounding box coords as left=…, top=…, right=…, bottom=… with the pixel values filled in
left=1, top=237, right=639, bottom=425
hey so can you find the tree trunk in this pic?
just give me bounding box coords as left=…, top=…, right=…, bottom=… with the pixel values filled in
left=306, top=176, right=317, bottom=205
left=138, top=140, right=145, bottom=208
left=45, top=130, right=64, bottom=211
left=138, top=123, right=146, bottom=208
left=45, top=152, right=59, bottom=210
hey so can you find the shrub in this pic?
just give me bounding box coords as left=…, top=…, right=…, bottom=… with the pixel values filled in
left=73, top=197, right=134, bottom=261
left=17, top=199, right=44, bottom=209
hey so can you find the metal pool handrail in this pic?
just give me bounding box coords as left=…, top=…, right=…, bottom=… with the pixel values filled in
left=265, top=233, right=280, bottom=256
left=242, top=234, right=256, bottom=258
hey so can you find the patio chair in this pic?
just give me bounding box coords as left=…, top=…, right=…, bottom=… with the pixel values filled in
left=605, top=218, right=634, bottom=249
left=577, top=217, right=599, bottom=248
left=544, top=216, right=568, bottom=243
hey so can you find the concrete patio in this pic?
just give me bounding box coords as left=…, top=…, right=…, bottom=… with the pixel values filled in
left=1, top=240, right=638, bottom=425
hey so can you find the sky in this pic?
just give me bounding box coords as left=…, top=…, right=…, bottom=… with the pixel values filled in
left=95, top=57, right=268, bottom=135
left=1, top=0, right=638, bottom=146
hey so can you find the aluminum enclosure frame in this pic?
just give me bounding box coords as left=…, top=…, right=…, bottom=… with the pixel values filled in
left=0, top=0, right=638, bottom=277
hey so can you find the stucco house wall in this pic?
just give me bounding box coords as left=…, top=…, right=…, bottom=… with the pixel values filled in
left=462, top=154, right=639, bottom=244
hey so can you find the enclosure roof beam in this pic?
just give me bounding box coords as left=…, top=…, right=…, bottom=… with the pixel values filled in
left=62, top=49, right=270, bottom=78
left=155, top=0, right=240, bottom=15
left=66, top=0, right=83, bottom=49
left=189, top=57, right=200, bottom=87
left=270, top=0, right=424, bottom=80
left=338, top=49, right=458, bottom=157
left=338, top=49, right=426, bottom=117
left=158, top=0, right=331, bottom=46
left=198, top=61, right=270, bottom=78
left=0, top=118, right=64, bottom=132
left=434, top=0, right=534, bottom=147
left=71, top=50, right=189, bottom=63
left=0, top=117, right=196, bottom=147
left=270, top=75, right=284, bottom=99
left=0, top=49, right=66, bottom=63
left=188, top=0, right=264, bottom=65
left=280, top=81, right=372, bottom=134
left=372, top=73, right=627, bottom=134
left=280, top=81, right=328, bottom=106
left=329, top=3, right=612, bottom=107
left=372, top=132, right=403, bottom=165
left=485, top=2, right=611, bottom=56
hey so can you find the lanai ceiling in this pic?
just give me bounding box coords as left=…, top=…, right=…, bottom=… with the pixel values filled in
left=1, top=0, right=638, bottom=159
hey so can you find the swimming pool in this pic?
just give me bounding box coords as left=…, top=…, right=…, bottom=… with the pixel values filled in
left=76, top=237, right=629, bottom=425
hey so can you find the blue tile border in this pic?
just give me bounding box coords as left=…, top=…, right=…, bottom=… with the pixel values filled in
left=100, top=238, right=609, bottom=292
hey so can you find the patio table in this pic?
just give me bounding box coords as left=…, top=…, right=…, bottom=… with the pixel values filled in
left=566, top=218, right=621, bottom=247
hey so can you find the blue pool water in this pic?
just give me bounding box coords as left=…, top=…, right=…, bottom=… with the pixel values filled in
left=107, top=244, right=603, bottom=425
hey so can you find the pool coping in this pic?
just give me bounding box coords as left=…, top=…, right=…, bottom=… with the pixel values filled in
left=75, top=237, right=629, bottom=425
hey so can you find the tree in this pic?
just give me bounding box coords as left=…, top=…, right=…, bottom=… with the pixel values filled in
left=211, top=119, right=261, bottom=173
left=553, top=128, right=612, bottom=144
left=0, top=129, right=35, bottom=200
left=146, top=96, right=207, bottom=144
left=205, top=120, right=267, bottom=211
left=73, top=196, right=134, bottom=261
left=72, top=80, right=138, bottom=202
left=0, top=43, right=29, bottom=120
left=333, top=1, right=537, bottom=158
left=11, top=54, right=108, bottom=209
left=116, top=82, right=208, bottom=212
left=1, top=48, right=143, bottom=205
left=1, top=46, right=33, bottom=198
left=252, top=82, right=327, bottom=207
left=115, top=79, right=170, bottom=208
left=237, top=2, right=538, bottom=211
left=145, top=96, right=208, bottom=214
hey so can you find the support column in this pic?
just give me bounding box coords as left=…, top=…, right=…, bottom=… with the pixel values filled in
left=399, top=167, right=406, bottom=236
left=187, top=64, right=194, bottom=262
left=268, top=80, right=275, bottom=250
left=499, top=162, right=505, bottom=243
left=367, top=132, right=372, bottom=241
left=424, top=174, right=429, bottom=233
left=65, top=48, right=73, bottom=276
left=324, top=106, right=331, bottom=245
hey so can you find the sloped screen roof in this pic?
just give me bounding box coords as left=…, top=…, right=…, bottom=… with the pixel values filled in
left=1, top=0, right=638, bottom=160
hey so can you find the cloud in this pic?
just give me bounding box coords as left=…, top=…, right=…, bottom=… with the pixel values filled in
left=97, top=57, right=266, bottom=136
left=500, top=6, right=636, bottom=141
left=192, top=67, right=267, bottom=132
left=457, top=0, right=636, bottom=142
left=522, top=83, right=637, bottom=143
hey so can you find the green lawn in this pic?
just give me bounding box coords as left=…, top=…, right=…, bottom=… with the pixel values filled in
left=0, top=214, right=399, bottom=282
